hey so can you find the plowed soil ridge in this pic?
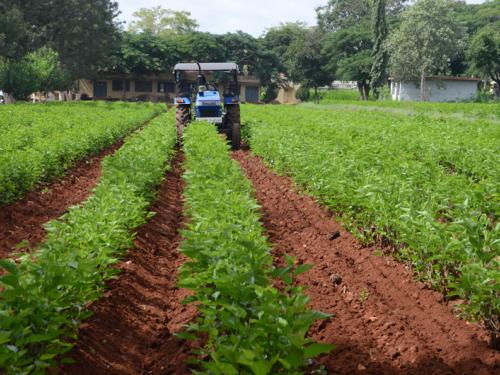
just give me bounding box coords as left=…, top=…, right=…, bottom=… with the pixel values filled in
left=60, top=153, right=195, bottom=375
left=233, top=150, right=499, bottom=375
left=0, top=140, right=124, bottom=259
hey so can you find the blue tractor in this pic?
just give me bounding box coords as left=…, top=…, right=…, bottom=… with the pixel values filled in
left=173, top=62, right=241, bottom=149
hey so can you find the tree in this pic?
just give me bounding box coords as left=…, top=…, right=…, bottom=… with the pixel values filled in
left=444, top=0, right=500, bottom=76
left=262, top=22, right=308, bottom=66
left=106, top=32, right=183, bottom=98
left=0, top=48, right=68, bottom=101
left=453, top=0, right=500, bottom=36
left=388, top=0, right=465, bottom=101
left=322, top=22, right=373, bottom=99
left=218, top=31, right=282, bottom=92
left=128, top=6, right=198, bottom=35
left=219, top=32, right=261, bottom=75
left=286, top=28, right=332, bottom=103
left=467, top=25, right=500, bottom=87
left=260, top=22, right=308, bottom=101
left=317, top=0, right=407, bottom=100
left=316, top=0, right=408, bottom=32
left=112, top=32, right=183, bottom=75
left=29, top=48, right=73, bottom=93
left=2, top=0, right=121, bottom=81
left=370, top=0, right=389, bottom=98
left=0, top=6, right=31, bottom=59
left=177, top=32, right=225, bottom=62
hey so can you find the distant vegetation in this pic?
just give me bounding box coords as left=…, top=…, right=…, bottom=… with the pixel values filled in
left=1, top=0, right=499, bottom=101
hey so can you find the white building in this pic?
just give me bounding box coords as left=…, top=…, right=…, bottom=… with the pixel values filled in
left=390, top=76, right=480, bottom=102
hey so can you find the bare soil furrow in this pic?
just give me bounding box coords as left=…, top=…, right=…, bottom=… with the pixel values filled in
left=0, top=140, right=124, bottom=258
left=60, top=153, right=195, bottom=375
left=233, top=150, right=499, bottom=375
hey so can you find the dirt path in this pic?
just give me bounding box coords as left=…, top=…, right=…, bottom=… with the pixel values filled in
left=233, top=150, right=499, bottom=375
left=0, top=140, right=125, bottom=259
left=60, top=153, right=195, bottom=375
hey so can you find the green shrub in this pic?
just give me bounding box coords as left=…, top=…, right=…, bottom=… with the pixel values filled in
left=295, top=86, right=311, bottom=102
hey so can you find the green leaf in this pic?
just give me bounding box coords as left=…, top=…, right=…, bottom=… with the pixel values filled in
left=294, top=264, right=313, bottom=276
left=304, top=343, right=335, bottom=358
left=216, top=362, right=238, bottom=375
left=0, top=259, right=18, bottom=274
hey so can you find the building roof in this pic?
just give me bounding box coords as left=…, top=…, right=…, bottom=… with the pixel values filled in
left=426, top=75, right=480, bottom=81
left=173, top=62, right=239, bottom=72
left=391, top=75, right=480, bottom=82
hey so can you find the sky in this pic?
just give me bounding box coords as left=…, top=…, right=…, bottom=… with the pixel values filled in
left=116, top=0, right=487, bottom=37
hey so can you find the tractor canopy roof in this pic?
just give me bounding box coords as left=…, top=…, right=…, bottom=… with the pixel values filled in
left=173, top=62, right=239, bottom=73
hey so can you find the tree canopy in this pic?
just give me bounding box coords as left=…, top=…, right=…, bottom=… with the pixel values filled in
left=128, top=6, right=198, bottom=35
left=467, top=25, right=500, bottom=85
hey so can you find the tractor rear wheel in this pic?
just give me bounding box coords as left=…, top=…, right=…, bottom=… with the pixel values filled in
left=176, top=105, right=191, bottom=145
left=226, top=105, right=241, bottom=150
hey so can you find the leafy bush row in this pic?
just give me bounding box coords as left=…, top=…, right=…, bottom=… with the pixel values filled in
left=0, top=112, right=177, bottom=373
left=243, top=104, right=499, bottom=346
left=179, top=122, right=333, bottom=374
left=0, top=102, right=164, bottom=203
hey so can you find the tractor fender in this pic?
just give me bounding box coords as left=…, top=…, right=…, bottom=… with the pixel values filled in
left=174, top=97, right=191, bottom=105
left=224, top=96, right=240, bottom=105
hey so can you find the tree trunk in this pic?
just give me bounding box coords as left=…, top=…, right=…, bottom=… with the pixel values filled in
left=420, top=72, right=426, bottom=102
left=363, top=81, right=370, bottom=100
left=357, top=81, right=365, bottom=100
left=314, top=86, right=319, bottom=104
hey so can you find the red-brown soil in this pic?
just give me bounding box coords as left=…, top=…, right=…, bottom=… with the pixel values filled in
left=60, top=153, right=195, bottom=375
left=0, top=140, right=124, bottom=259
left=233, top=150, right=499, bottom=375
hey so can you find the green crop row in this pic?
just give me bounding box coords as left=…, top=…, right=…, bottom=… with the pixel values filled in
left=0, top=112, right=177, bottom=373
left=179, top=122, right=333, bottom=374
left=242, top=104, right=499, bottom=344
left=0, top=101, right=164, bottom=204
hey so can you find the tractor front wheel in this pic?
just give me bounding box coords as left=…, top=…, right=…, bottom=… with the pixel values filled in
left=176, top=105, right=191, bottom=145
left=226, top=105, right=241, bottom=150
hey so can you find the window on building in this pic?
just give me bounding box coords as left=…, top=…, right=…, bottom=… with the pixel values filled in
left=135, top=80, right=153, bottom=92
left=158, top=81, right=175, bottom=93
left=112, top=80, right=130, bottom=92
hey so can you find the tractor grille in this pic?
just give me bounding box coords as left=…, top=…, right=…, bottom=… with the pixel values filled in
left=198, top=108, right=220, bottom=118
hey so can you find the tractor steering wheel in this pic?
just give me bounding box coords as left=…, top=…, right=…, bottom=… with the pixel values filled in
left=207, top=82, right=218, bottom=91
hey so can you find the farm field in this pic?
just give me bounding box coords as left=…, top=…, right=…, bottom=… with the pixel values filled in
left=0, top=102, right=163, bottom=204
left=243, top=104, right=499, bottom=346
left=0, top=112, right=177, bottom=372
left=319, top=90, right=500, bottom=121
left=0, top=103, right=499, bottom=374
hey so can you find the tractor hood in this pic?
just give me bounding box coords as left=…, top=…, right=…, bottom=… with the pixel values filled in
left=196, top=90, right=221, bottom=106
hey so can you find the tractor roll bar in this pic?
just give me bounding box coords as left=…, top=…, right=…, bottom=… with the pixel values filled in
left=173, top=62, right=239, bottom=72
